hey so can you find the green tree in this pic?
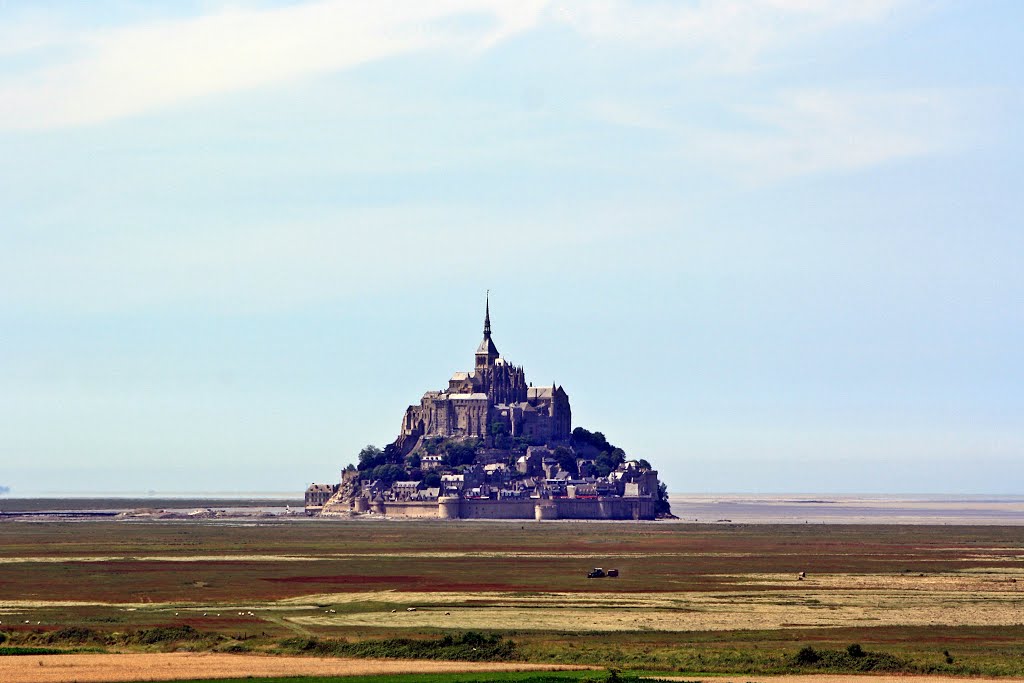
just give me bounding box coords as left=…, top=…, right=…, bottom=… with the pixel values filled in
left=357, top=445, right=384, bottom=470
left=382, top=443, right=402, bottom=464
left=571, top=427, right=613, bottom=453
left=571, top=427, right=621, bottom=461
left=491, top=419, right=512, bottom=450
left=553, top=446, right=577, bottom=475
left=654, top=481, right=671, bottom=516
left=445, top=438, right=480, bottom=467
left=369, top=464, right=405, bottom=484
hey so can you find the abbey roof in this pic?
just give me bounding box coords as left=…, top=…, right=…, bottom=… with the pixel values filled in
left=476, top=336, right=499, bottom=356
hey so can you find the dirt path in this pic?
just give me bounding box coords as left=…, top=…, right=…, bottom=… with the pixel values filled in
left=0, top=652, right=584, bottom=683
left=263, top=613, right=315, bottom=638
left=9, top=656, right=1020, bottom=683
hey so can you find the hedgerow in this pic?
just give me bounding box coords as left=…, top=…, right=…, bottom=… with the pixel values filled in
left=277, top=631, right=519, bottom=661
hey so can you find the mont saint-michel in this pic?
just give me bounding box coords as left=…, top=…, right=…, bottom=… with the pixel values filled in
left=306, top=298, right=669, bottom=520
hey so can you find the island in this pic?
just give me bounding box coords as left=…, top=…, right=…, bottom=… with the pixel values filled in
left=305, top=296, right=670, bottom=520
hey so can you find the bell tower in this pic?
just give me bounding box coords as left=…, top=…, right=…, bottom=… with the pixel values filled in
left=475, top=292, right=499, bottom=372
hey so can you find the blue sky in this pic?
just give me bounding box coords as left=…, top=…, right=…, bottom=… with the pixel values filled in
left=1, top=0, right=1021, bottom=495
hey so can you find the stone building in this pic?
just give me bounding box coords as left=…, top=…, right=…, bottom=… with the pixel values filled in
left=304, top=482, right=338, bottom=514
left=398, top=296, right=571, bottom=451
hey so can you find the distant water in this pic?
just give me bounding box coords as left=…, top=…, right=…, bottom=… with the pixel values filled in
left=2, top=492, right=1023, bottom=524
left=1, top=490, right=296, bottom=499
left=668, top=493, right=1024, bottom=525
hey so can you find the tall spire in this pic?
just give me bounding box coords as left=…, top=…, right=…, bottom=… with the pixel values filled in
left=483, top=290, right=491, bottom=338
left=476, top=290, right=499, bottom=366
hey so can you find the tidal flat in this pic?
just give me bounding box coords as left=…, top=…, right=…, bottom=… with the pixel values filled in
left=1, top=519, right=1023, bottom=678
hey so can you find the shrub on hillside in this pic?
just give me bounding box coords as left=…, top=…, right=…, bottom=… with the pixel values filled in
left=279, top=631, right=519, bottom=661
left=45, top=627, right=100, bottom=644
left=794, top=646, right=821, bottom=665
left=126, top=625, right=205, bottom=645
left=791, top=645, right=909, bottom=672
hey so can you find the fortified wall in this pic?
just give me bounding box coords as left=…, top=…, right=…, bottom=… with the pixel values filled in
left=363, top=496, right=654, bottom=521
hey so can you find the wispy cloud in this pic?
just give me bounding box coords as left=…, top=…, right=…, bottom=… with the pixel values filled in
left=592, top=85, right=975, bottom=181
left=554, top=0, right=915, bottom=73
left=0, top=0, right=973, bottom=180
left=0, top=0, right=545, bottom=130
left=0, top=0, right=919, bottom=131
left=695, top=88, right=974, bottom=180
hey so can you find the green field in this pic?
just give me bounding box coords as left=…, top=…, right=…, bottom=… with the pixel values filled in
left=136, top=673, right=653, bottom=683
left=1, top=519, right=1023, bottom=676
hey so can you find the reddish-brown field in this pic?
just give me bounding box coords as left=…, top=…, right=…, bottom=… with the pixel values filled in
left=2, top=521, right=1022, bottom=601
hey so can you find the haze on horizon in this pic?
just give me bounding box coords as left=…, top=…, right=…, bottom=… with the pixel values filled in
left=1, top=1, right=1021, bottom=497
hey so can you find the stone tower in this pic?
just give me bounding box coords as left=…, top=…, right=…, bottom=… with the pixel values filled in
left=475, top=292, right=499, bottom=373
left=473, top=295, right=527, bottom=407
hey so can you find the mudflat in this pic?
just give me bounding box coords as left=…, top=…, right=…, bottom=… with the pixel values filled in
left=2, top=520, right=1023, bottom=676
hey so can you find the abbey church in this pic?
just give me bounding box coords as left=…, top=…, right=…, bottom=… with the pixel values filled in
left=397, top=296, right=572, bottom=452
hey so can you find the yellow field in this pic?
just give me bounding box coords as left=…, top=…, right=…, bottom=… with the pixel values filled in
left=290, top=574, right=1024, bottom=632
left=6, top=654, right=1024, bottom=683
left=0, top=652, right=584, bottom=683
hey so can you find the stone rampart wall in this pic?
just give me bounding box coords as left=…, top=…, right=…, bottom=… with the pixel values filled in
left=377, top=496, right=655, bottom=520
left=556, top=497, right=654, bottom=520
left=379, top=501, right=439, bottom=518
left=458, top=498, right=536, bottom=519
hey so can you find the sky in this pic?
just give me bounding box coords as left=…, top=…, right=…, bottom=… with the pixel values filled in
left=1, top=0, right=1022, bottom=496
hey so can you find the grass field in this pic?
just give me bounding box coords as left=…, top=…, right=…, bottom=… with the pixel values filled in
left=126, top=673, right=621, bottom=683
left=1, top=519, right=1023, bottom=678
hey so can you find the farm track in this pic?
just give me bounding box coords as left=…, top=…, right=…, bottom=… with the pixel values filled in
left=263, top=612, right=316, bottom=638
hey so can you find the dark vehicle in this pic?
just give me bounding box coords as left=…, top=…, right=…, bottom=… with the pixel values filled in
left=587, top=567, right=606, bottom=578
left=607, top=568, right=619, bottom=577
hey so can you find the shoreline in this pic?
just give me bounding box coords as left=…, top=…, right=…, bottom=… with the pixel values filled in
left=2, top=493, right=1022, bottom=525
